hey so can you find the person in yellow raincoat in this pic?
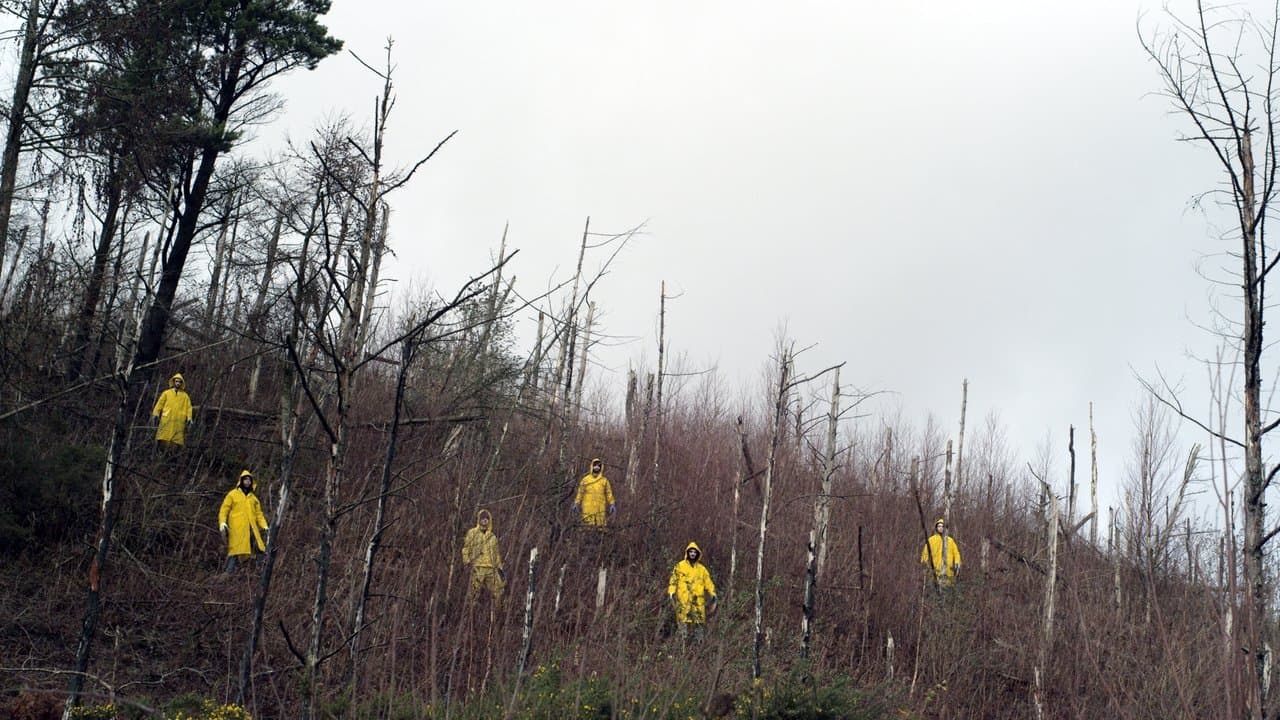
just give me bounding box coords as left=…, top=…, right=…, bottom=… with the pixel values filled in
left=151, top=373, right=194, bottom=446
left=920, top=518, right=962, bottom=586
left=573, top=458, right=615, bottom=528
left=461, top=509, right=504, bottom=607
left=667, top=541, right=717, bottom=639
left=219, top=470, right=268, bottom=573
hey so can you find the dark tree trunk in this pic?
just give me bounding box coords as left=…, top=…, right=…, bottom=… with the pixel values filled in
left=0, top=0, right=41, bottom=276
left=69, top=163, right=124, bottom=380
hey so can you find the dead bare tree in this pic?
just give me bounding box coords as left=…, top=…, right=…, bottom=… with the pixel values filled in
left=1032, top=484, right=1058, bottom=720
left=1142, top=5, right=1280, bottom=715
left=283, top=43, right=456, bottom=719
left=800, top=365, right=842, bottom=660
left=752, top=346, right=790, bottom=680
left=1090, top=402, right=1099, bottom=547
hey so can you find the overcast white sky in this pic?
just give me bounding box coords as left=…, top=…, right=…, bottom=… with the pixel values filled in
left=258, top=0, right=1254, bottom=519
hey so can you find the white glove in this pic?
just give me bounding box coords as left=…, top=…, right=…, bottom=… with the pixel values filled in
left=220, top=523, right=228, bottom=533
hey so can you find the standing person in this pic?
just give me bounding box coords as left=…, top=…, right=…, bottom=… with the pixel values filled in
left=151, top=373, right=194, bottom=447
left=462, top=509, right=504, bottom=608
left=573, top=457, right=616, bottom=528
left=219, top=470, right=268, bottom=573
left=667, top=541, right=718, bottom=641
left=920, top=518, right=962, bottom=586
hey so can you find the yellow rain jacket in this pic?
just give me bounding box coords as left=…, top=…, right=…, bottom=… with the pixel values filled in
left=921, top=527, right=962, bottom=584
left=152, top=373, right=193, bottom=445
left=462, top=509, right=503, bottom=570
left=219, top=471, right=268, bottom=557
left=574, top=459, right=615, bottom=527
left=462, top=509, right=504, bottom=604
left=668, top=541, right=717, bottom=624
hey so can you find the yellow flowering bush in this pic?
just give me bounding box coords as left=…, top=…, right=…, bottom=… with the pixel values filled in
left=68, top=699, right=251, bottom=720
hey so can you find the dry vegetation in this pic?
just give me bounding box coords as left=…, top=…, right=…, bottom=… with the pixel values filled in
left=0, top=1, right=1273, bottom=718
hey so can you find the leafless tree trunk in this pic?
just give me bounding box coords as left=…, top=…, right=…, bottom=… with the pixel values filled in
left=652, top=281, right=667, bottom=499
left=753, top=347, right=790, bottom=680
left=1110, top=506, right=1121, bottom=614
left=1032, top=485, right=1059, bottom=720
left=0, top=0, right=41, bottom=276
left=1068, top=425, right=1077, bottom=529
left=68, top=165, right=125, bottom=380
left=1090, top=402, right=1099, bottom=547
left=815, top=366, right=841, bottom=581
left=800, top=366, right=840, bottom=660
left=1143, top=8, right=1280, bottom=714
left=728, top=415, right=750, bottom=596
left=624, top=373, right=653, bottom=494
left=247, top=210, right=285, bottom=402
left=516, top=547, right=539, bottom=676
left=204, top=199, right=234, bottom=335
left=572, top=300, right=595, bottom=424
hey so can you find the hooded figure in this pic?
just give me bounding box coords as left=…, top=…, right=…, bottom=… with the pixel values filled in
left=152, top=373, right=194, bottom=446
left=573, top=457, right=616, bottom=527
left=219, top=470, right=268, bottom=573
left=668, top=541, right=717, bottom=626
left=462, top=509, right=504, bottom=606
left=921, top=518, right=961, bottom=585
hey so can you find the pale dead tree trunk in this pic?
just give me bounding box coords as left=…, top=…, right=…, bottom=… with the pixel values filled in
left=624, top=369, right=637, bottom=427
left=753, top=348, right=791, bottom=680
left=527, top=310, right=546, bottom=399
left=624, top=373, right=653, bottom=493
left=203, top=200, right=233, bottom=335
left=649, top=281, right=668, bottom=550
left=881, top=427, right=893, bottom=493
left=552, top=218, right=589, bottom=409
left=572, top=300, right=595, bottom=424
left=516, top=547, right=539, bottom=676
left=553, top=564, right=567, bottom=616
left=1143, top=8, right=1279, bottom=714
left=729, top=415, right=750, bottom=596
left=886, top=633, right=894, bottom=680
left=814, top=366, right=841, bottom=581
left=595, top=567, right=607, bottom=609
left=1032, top=486, right=1059, bottom=720
left=0, top=225, right=27, bottom=304
left=799, top=365, right=841, bottom=660
left=1090, top=402, right=1099, bottom=547
left=247, top=210, right=286, bottom=402
left=1110, top=506, right=1121, bottom=614
left=955, top=379, right=968, bottom=495
left=0, top=0, right=41, bottom=275
left=472, top=228, right=512, bottom=371
left=355, top=204, right=390, bottom=352
left=545, top=219, right=590, bottom=507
